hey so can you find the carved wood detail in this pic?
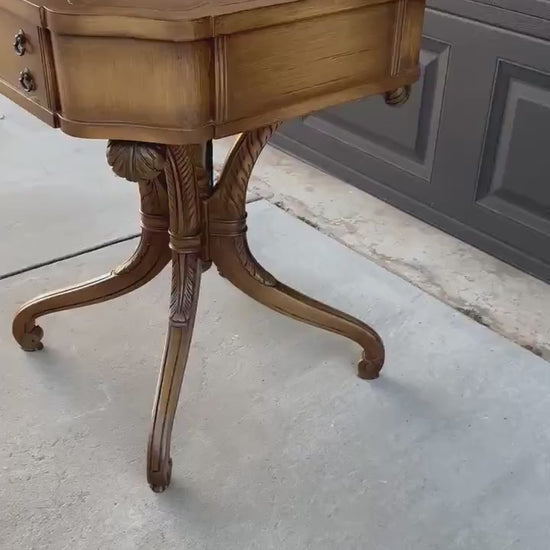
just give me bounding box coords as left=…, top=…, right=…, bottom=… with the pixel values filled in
left=148, top=250, right=201, bottom=492
left=208, top=124, right=384, bottom=382
left=208, top=124, right=281, bottom=287
left=148, top=143, right=203, bottom=492
left=169, top=253, right=199, bottom=326
left=112, top=231, right=165, bottom=276
left=210, top=123, right=281, bottom=219
left=3, top=0, right=427, bottom=497
left=233, top=234, right=277, bottom=287
left=13, top=140, right=171, bottom=352
left=14, top=127, right=385, bottom=493
left=188, top=143, right=212, bottom=199
left=107, top=139, right=170, bottom=233
left=106, top=140, right=166, bottom=182
left=165, top=145, right=201, bottom=239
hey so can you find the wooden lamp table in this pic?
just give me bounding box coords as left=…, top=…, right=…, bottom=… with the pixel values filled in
left=1, top=0, right=425, bottom=492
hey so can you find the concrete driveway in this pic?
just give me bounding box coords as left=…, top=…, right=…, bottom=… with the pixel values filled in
left=1, top=98, right=550, bottom=549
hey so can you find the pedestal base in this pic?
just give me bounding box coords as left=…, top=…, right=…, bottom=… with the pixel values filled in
left=12, top=125, right=385, bottom=492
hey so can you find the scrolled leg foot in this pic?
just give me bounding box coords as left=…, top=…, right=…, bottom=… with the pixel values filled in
left=358, top=348, right=385, bottom=380
left=149, top=458, right=172, bottom=493
left=209, top=124, right=386, bottom=380
left=213, top=234, right=386, bottom=379
left=15, top=323, right=44, bottom=352
left=12, top=231, right=169, bottom=351
left=12, top=141, right=171, bottom=352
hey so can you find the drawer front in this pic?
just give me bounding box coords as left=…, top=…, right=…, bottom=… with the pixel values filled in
left=0, top=9, right=50, bottom=108
left=219, top=0, right=422, bottom=127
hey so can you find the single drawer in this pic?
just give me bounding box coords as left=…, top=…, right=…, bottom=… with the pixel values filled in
left=0, top=8, right=51, bottom=109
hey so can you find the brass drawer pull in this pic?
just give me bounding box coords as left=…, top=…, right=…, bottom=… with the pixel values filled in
left=13, top=30, right=27, bottom=56
left=19, top=68, right=35, bottom=92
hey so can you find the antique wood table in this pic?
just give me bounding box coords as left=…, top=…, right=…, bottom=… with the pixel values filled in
left=2, top=0, right=425, bottom=492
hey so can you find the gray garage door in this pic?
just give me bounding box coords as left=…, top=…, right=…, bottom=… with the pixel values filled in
left=272, top=0, right=550, bottom=282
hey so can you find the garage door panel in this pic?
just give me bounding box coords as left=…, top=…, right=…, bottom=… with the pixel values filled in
left=477, top=60, right=550, bottom=237
left=273, top=2, right=550, bottom=280
left=303, top=37, right=450, bottom=182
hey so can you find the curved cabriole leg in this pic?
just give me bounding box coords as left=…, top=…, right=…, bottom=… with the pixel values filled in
left=208, top=125, right=385, bottom=379
left=211, top=244, right=384, bottom=379
left=12, top=142, right=170, bottom=352
left=12, top=231, right=170, bottom=351
left=148, top=145, right=202, bottom=492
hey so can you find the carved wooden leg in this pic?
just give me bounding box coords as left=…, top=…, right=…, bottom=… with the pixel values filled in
left=208, top=125, right=385, bottom=379
left=12, top=142, right=170, bottom=351
left=147, top=145, right=202, bottom=492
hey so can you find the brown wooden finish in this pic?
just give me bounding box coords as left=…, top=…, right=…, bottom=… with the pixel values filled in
left=13, top=145, right=171, bottom=351
left=13, top=128, right=385, bottom=491
left=208, top=127, right=385, bottom=381
left=221, top=2, right=405, bottom=122
left=0, top=13, right=45, bottom=103
left=39, top=0, right=397, bottom=39
left=51, top=34, right=212, bottom=133
left=4, top=0, right=425, bottom=492
left=0, top=0, right=425, bottom=144
left=0, top=7, right=57, bottom=123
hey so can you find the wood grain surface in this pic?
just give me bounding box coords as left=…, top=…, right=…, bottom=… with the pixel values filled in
left=0, top=0, right=424, bottom=143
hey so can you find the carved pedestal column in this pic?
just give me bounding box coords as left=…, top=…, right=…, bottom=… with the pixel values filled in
left=13, top=125, right=385, bottom=493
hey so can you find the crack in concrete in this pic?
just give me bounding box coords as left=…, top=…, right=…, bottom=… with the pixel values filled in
left=257, top=192, right=550, bottom=362
left=0, top=234, right=140, bottom=281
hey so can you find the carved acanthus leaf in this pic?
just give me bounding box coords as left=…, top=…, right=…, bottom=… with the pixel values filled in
left=188, top=143, right=212, bottom=198
left=170, top=254, right=199, bottom=325
left=165, top=145, right=200, bottom=236
left=107, top=140, right=167, bottom=182
left=213, top=123, right=281, bottom=218
left=234, top=236, right=276, bottom=287
left=138, top=178, right=169, bottom=217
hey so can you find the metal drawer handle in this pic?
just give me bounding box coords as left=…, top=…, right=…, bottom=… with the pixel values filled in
left=19, top=68, right=35, bottom=92
left=13, top=30, right=27, bottom=56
